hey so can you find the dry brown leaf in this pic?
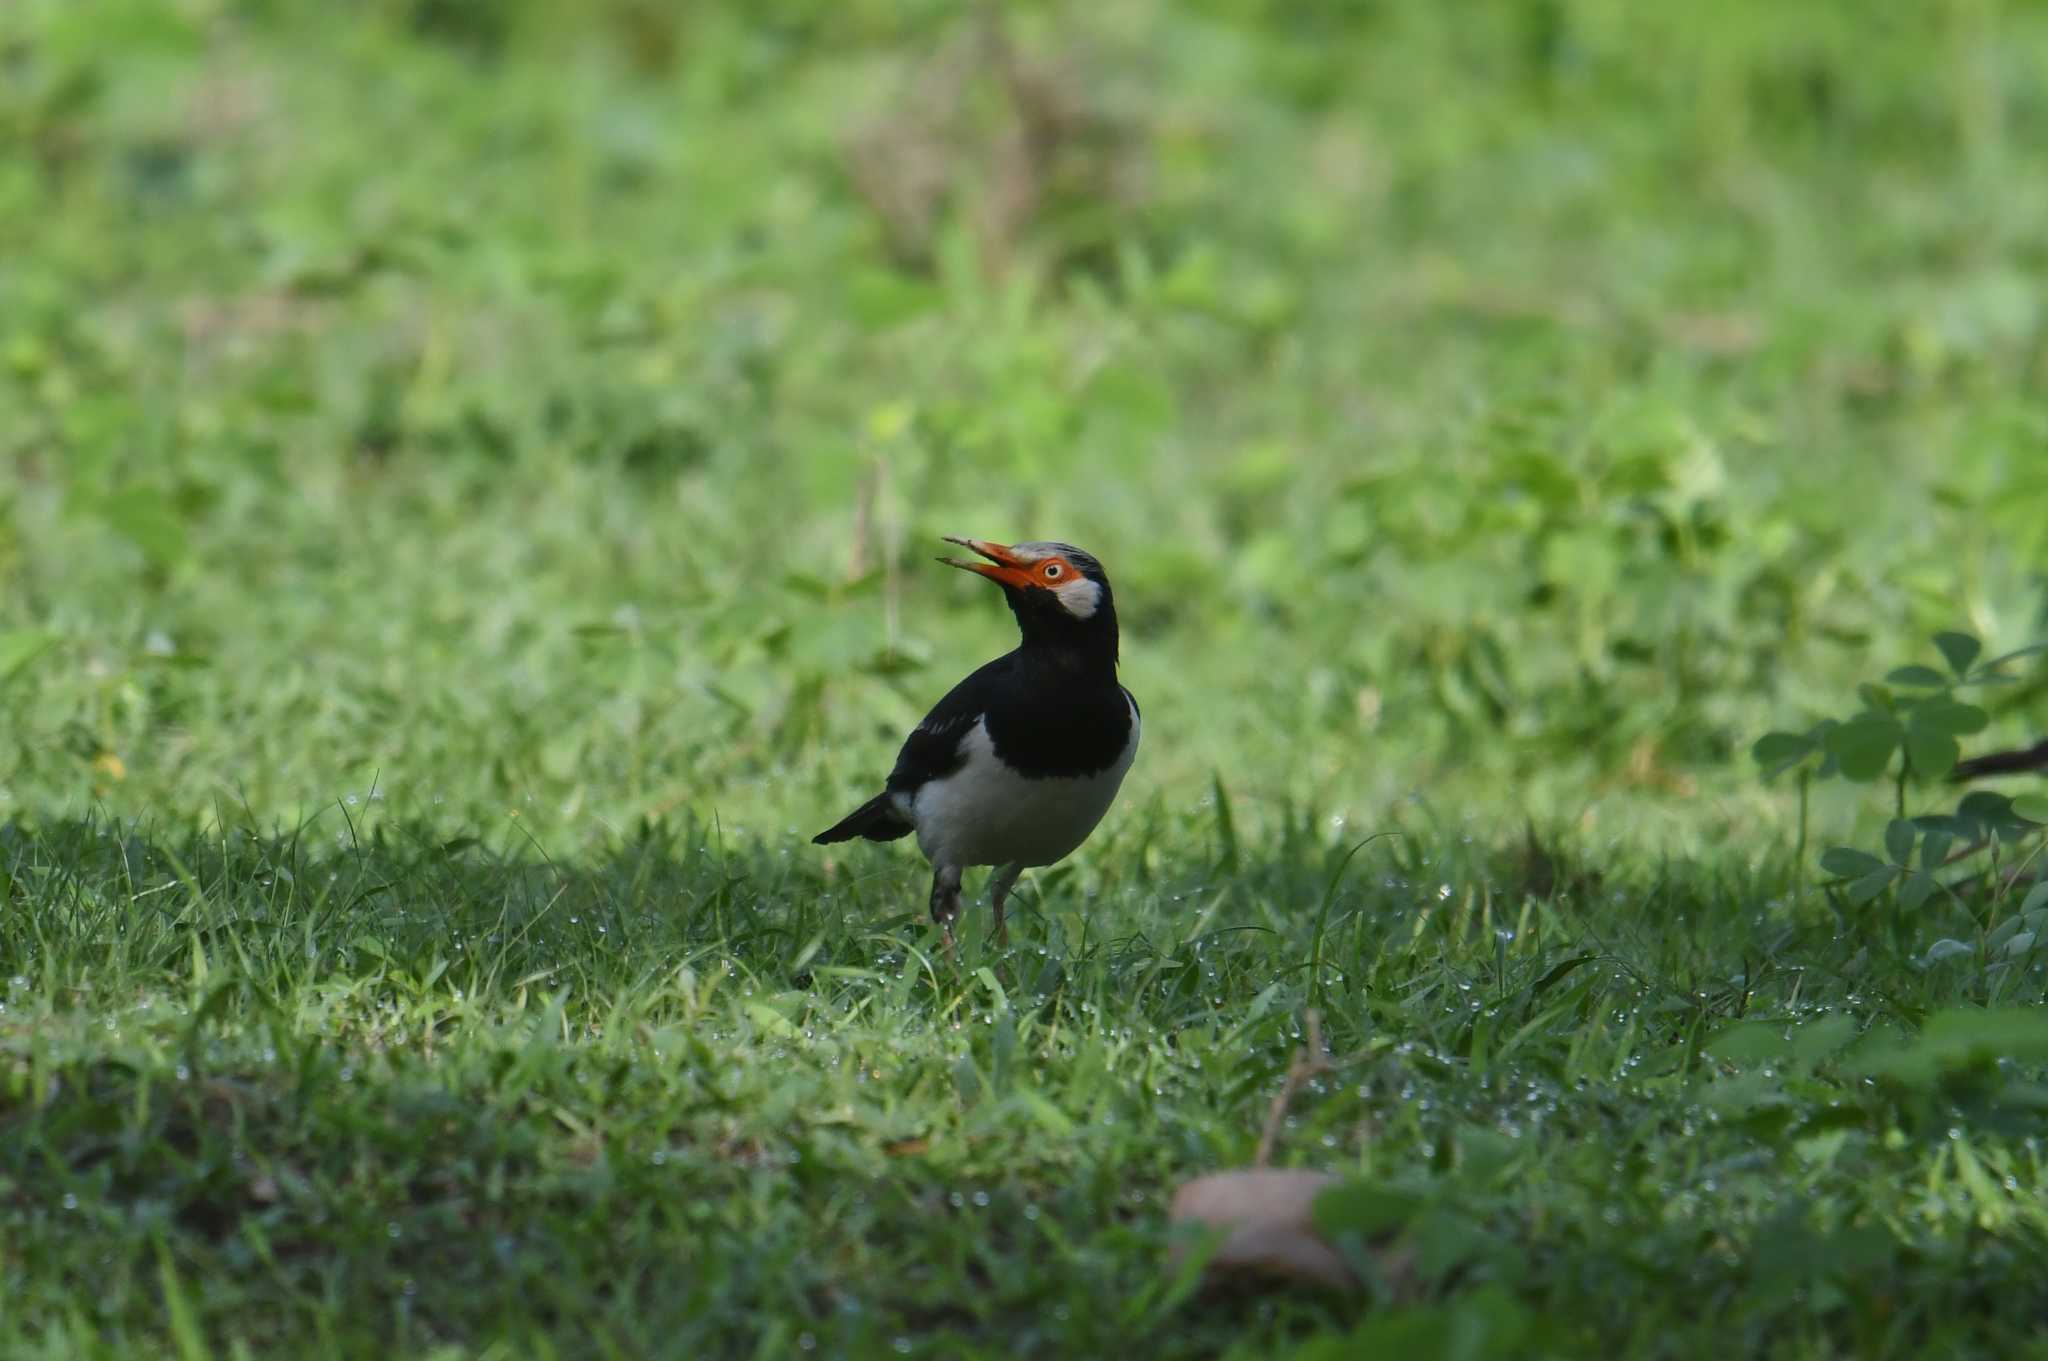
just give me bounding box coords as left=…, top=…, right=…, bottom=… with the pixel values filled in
left=1168, top=1168, right=1357, bottom=1292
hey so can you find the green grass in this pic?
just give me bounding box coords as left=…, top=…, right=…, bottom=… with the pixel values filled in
left=4, top=0, right=2048, bottom=1356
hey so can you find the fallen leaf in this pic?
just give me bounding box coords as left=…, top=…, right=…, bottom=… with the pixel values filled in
left=1168, top=1168, right=1357, bottom=1292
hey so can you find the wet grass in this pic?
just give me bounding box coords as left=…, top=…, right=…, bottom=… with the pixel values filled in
left=5, top=0, right=2048, bottom=1356
left=6, top=810, right=2047, bottom=1358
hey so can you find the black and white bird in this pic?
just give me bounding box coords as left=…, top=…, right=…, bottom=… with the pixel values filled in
left=813, top=537, right=1140, bottom=947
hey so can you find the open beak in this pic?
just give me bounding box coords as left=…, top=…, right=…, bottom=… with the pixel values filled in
left=938, top=536, right=1035, bottom=589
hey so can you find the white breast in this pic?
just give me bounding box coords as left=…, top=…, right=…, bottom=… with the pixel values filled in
left=906, top=702, right=1139, bottom=870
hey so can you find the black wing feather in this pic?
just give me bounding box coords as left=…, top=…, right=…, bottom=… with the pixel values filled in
left=813, top=656, right=1009, bottom=844
left=885, top=656, right=1010, bottom=794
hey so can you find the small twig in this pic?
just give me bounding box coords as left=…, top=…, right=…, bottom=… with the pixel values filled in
left=874, top=460, right=900, bottom=654
left=1939, top=836, right=1993, bottom=869
left=1255, top=1011, right=1330, bottom=1167
left=848, top=465, right=876, bottom=582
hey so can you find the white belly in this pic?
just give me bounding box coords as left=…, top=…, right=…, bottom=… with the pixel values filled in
left=903, top=707, right=1139, bottom=870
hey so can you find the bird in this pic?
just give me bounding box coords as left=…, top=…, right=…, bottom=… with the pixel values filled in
left=813, top=536, right=1140, bottom=949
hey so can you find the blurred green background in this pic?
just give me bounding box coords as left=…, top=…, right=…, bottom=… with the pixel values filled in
left=4, top=0, right=2047, bottom=853
left=9, top=6, right=2048, bottom=1357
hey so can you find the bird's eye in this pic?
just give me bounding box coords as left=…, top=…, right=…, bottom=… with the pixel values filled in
left=1043, top=563, right=1064, bottom=580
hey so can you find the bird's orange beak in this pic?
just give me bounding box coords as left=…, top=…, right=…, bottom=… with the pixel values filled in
left=938, top=536, right=1036, bottom=590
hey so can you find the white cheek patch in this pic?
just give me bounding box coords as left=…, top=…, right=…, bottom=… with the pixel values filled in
left=1054, top=577, right=1102, bottom=619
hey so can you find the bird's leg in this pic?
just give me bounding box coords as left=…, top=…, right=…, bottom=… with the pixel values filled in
left=988, top=863, right=1024, bottom=948
left=929, top=864, right=963, bottom=957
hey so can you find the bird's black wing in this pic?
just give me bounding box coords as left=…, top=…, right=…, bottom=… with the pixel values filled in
left=884, top=653, right=1016, bottom=796
left=813, top=653, right=1017, bottom=845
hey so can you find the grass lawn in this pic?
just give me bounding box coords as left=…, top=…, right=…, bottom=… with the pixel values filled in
left=4, top=1, right=2048, bottom=1356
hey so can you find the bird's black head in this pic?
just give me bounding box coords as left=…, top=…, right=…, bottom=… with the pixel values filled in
left=939, top=536, right=1119, bottom=665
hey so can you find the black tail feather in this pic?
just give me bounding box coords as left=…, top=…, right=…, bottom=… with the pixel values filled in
left=812, top=792, right=913, bottom=845
left=1951, top=738, right=2048, bottom=782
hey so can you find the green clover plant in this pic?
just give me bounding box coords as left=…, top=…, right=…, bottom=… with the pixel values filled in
left=1754, top=632, right=2048, bottom=910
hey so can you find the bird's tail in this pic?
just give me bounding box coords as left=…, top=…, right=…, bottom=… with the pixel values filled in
left=1950, top=738, right=2048, bottom=782
left=812, top=793, right=913, bottom=845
